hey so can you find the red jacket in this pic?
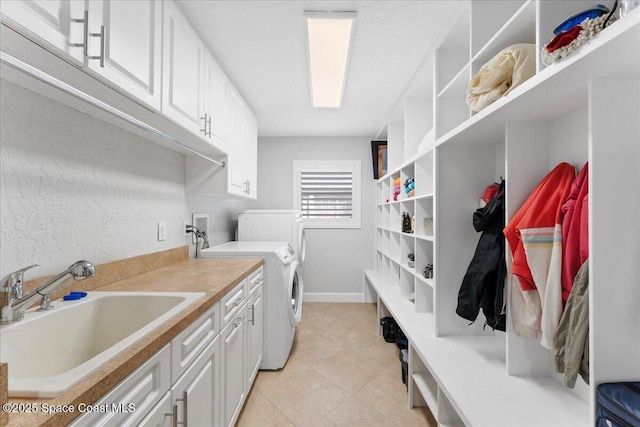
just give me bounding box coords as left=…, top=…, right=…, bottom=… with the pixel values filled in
left=561, top=163, right=589, bottom=302
left=504, top=162, right=576, bottom=291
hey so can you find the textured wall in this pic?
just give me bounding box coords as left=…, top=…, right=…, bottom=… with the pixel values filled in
left=0, top=80, right=240, bottom=277
left=248, top=136, right=376, bottom=301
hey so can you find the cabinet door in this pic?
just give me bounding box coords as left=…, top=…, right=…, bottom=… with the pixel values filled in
left=162, top=0, right=205, bottom=135
left=244, top=109, right=258, bottom=199
left=171, top=336, right=221, bottom=427
left=246, top=286, right=263, bottom=387
left=0, top=0, right=85, bottom=64
left=204, top=52, right=229, bottom=146
left=87, top=0, right=162, bottom=110
left=228, top=87, right=247, bottom=196
left=220, top=307, right=247, bottom=427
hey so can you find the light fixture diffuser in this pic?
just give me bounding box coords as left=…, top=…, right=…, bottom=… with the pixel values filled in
left=304, top=11, right=356, bottom=108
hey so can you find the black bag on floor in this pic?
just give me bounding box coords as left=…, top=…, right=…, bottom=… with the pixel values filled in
left=395, top=326, right=408, bottom=350
left=399, top=349, right=408, bottom=389
left=596, top=382, right=640, bottom=427
left=380, top=317, right=398, bottom=343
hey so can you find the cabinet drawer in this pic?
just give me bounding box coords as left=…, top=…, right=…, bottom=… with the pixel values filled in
left=248, top=266, right=264, bottom=295
left=171, top=302, right=219, bottom=383
left=70, top=344, right=171, bottom=427
left=137, top=392, right=172, bottom=427
left=220, top=279, right=248, bottom=326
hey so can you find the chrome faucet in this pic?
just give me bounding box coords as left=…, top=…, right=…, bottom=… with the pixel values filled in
left=0, top=261, right=95, bottom=324
left=186, top=225, right=210, bottom=257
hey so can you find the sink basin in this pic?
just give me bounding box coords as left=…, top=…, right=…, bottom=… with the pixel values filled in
left=0, top=291, right=205, bottom=398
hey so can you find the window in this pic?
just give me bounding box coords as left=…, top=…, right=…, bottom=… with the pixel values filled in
left=293, top=160, right=361, bottom=228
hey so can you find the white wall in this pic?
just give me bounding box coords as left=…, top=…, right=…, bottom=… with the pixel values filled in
left=250, top=137, right=376, bottom=301
left=0, top=80, right=244, bottom=277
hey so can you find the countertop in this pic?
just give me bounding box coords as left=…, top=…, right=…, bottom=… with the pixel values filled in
left=2, top=257, right=263, bottom=427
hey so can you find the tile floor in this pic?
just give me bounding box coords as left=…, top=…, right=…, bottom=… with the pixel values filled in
left=237, top=303, right=436, bottom=426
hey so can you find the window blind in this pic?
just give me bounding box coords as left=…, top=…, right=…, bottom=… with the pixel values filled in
left=300, top=171, right=353, bottom=218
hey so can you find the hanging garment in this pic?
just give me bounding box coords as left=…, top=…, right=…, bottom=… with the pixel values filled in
left=504, top=162, right=576, bottom=342
left=466, top=43, right=536, bottom=112
left=554, top=260, right=590, bottom=388
left=561, top=163, right=589, bottom=303
left=457, top=180, right=506, bottom=331
left=520, top=226, right=564, bottom=349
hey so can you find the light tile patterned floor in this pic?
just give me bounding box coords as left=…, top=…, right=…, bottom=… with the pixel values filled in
left=237, top=303, right=436, bottom=427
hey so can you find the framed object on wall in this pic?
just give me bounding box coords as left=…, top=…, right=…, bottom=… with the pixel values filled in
left=371, top=141, right=388, bottom=179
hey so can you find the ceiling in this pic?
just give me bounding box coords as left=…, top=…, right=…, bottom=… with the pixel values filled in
left=175, top=1, right=465, bottom=138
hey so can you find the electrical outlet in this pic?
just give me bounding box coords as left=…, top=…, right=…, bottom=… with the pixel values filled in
left=158, top=222, right=167, bottom=241
left=183, top=221, right=189, bottom=237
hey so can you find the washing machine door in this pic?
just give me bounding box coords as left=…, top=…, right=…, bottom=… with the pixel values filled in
left=288, top=260, right=303, bottom=326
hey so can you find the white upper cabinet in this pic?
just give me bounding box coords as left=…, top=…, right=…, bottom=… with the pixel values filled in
left=203, top=51, right=230, bottom=146
left=3, top=0, right=259, bottom=200
left=87, top=0, right=162, bottom=110
left=244, top=109, right=258, bottom=198
left=162, top=0, right=206, bottom=136
left=228, top=86, right=247, bottom=195
left=0, top=0, right=86, bottom=64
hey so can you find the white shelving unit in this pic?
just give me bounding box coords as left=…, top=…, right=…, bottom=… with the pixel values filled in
left=367, top=2, right=640, bottom=426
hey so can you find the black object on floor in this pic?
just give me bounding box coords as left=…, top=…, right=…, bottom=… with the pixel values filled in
left=399, top=349, right=409, bottom=390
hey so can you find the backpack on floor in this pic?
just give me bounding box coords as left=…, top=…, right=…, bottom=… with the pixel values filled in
left=596, top=382, right=640, bottom=427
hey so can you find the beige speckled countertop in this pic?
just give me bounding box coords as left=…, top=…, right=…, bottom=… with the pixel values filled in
left=2, top=257, right=263, bottom=427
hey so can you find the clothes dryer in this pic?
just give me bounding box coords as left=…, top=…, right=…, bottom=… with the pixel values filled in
left=237, top=210, right=306, bottom=269
left=199, top=241, right=302, bottom=370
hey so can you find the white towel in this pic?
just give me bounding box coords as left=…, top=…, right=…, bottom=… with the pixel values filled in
left=466, top=43, right=537, bottom=112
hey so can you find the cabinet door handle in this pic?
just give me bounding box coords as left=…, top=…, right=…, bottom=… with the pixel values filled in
left=88, top=25, right=105, bottom=67
left=206, top=114, right=212, bottom=137
left=233, top=315, right=246, bottom=328
left=249, top=304, right=255, bottom=326
left=182, top=391, right=188, bottom=427
left=166, top=403, right=179, bottom=427
left=175, top=390, right=188, bottom=426
left=70, top=10, right=89, bottom=56
left=200, top=113, right=208, bottom=135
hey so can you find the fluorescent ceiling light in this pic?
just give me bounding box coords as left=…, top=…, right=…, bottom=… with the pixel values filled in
left=304, top=11, right=356, bottom=108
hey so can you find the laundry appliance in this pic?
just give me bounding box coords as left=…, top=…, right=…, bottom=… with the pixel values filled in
left=199, top=241, right=302, bottom=370
left=237, top=210, right=306, bottom=269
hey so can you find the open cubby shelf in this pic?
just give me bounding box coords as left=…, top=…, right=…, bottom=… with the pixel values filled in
left=370, top=2, right=640, bottom=426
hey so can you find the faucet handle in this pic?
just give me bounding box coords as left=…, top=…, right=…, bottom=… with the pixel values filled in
left=1, top=264, right=40, bottom=288
left=0, top=264, right=39, bottom=302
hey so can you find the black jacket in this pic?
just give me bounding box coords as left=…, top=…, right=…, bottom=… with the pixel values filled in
left=456, top=180, right=506, bottom=331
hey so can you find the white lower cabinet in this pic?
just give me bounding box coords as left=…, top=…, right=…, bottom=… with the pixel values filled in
left=168, top=335, right=220, bottom=427
left=69, top=344, right=171, bottom=427
left=246, top=286, right=263, bottom=387
left=220, top=305, right=247, bottom=427
left=138, top=336, right=221, bottom=427
left=137, top=392, right=172, bottom=427
left=69, top=274, right=264, bottom=427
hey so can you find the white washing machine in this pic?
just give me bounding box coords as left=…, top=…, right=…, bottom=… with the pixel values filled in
left=199, top=241, right=302, bottom=370
left=237, top=210, right=306, bottom=269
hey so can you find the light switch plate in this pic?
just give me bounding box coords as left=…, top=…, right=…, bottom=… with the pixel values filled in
left=158, top=222, right=167, bottom=241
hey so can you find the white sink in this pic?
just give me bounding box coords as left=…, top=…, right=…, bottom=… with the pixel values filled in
left=0, top=291, right=205, bottom=398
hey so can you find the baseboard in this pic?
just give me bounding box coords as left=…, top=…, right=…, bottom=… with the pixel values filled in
left=303, top=292, right=365, bottom=303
